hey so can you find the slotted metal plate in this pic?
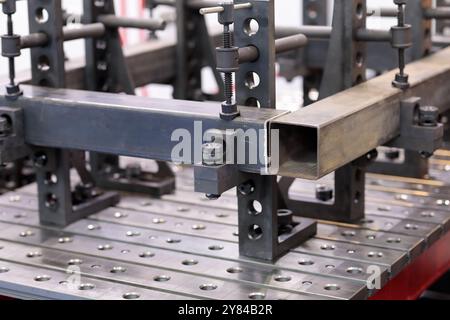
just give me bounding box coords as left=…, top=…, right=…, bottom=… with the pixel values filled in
left=0, top=163, right=448, bottom=300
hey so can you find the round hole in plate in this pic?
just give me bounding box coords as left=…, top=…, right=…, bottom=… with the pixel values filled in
left=78, top=283, right=95, bottom=291
left=0, top=267, right=9, bottom=274
left=421, top=211, right=435, bottom=218
left=34, top=275, right=51, bottom=282
left=243, top=18, right=259, bottom=36
left=324, top=284, right=341, bottom=291
left=68, top=259, right=83, bottom=266
left=298, top=259, right=314, bottom=266
left=166, top=238, right=181, bottom=244
left=274, top=275, right=292, bottom=282
left=58, top=237, right=73, bottom=244
left=366, top=234, right=376, bottom=240
left=35, top=8, right=49, bottom=24
left=347, top=249, right=356, bottom=254
left=346, top=267, right=364, bottom=274
left=245, top=71, right=261, bottom=89
left=227, top=267, right=243, bottom=274
left=177, top=207, right=190, bottom=212
left=200, top=283, right=218, bottom=291
left=139, top=251, right=155, bottom=258
left=182, top=259, right=198, bottom=266
left=114, top=211, right=128, bottom=218
left=126, top=231, right=141, bottom=237
left=404, top=224, right=419, bottom=230
left=208, top=244, right=224, bottom=251
left=248, top=200, right=263, bottom=215
left=341, top=230, right=356, bottom=237
left=386, top=237, right=402, bottom=243
left=302, top=281, right=312, bottom=286
left=216, top=213, right=229, bottom=218
left=320, top=244, right=335, bottom=251
left=37, top=55, right=50, bottom=72
left=26, top=251, right=42, bottom=258
left=152, top=218, right=166, bottom=224
left=91, top=265, right=102, bottom=269
left=121, top=249, right=130, bottom=254
left=123, top=292, right=140, bottom=300
left=20, top=230, right=34, bottom=237
left=153, top=275, right=171, bottom=282
left=192, top=224, right=206, bottom=230
left=325, top=265, right=335, bottom=269
left=59, top=281, right=68, bottom=285
left=97, top=244, right=113, bottom=251
left=248, top=292, right=266, bottom=300
left=368, top=251, right=384, bottom=258
left=248, top=224, right=263, bottom=240
left=110, top=266, right=127, bottom=273
left=87, top=224, right=100, bottom=231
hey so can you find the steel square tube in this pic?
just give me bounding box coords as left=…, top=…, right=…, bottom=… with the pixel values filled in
left=272, top=46, right=450, bottom=179
left=1, top=85, right=285, bottom=174
left=2, top=48, right=450, bottom=180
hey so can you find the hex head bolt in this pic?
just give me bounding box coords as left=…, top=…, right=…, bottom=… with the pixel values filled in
left=200, top=2, right=252, bottom=121
left=1, top=0, right=22, bottom=99
left=202, top=142, right=225, bottom=200
left=391, top=0, right=412, bottom=90
left=316, top=185, right=333, bottom=202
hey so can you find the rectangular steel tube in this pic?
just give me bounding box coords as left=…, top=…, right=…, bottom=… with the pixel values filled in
left=272, top=46, right=450, bottom=179
left=1, top=85, right=284, bottom=174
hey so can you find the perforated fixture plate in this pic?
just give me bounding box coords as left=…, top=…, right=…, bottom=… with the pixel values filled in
left=0, top=156, right=449, bottom=300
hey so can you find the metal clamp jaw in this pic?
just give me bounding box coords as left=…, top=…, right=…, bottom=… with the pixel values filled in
left=200, top=2, right=252, bottom=121
left=386, top=97, right=444, bottom=157
left=193, top=129, right=317, bottom=262
left=0, top=106, right=29, bottom=164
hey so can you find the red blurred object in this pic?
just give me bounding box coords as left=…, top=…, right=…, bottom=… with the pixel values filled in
left=370, top=231, right=450, bottom=300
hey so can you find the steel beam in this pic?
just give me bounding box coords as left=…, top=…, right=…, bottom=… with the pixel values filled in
left=272, top=46, right=450, bottom=179
left=2, top=47, right=450, bottom=180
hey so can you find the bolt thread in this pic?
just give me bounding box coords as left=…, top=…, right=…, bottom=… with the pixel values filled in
left=224, top=73, right=233, bottom=105
left=398, top=5, right=404, bottom=26
left=223, top=30, right=233, bottom=48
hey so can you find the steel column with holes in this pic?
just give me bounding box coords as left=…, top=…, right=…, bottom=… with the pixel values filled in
left=28, top=0, right=118, bottom=227
left=234, top=0, right=316, bottom=261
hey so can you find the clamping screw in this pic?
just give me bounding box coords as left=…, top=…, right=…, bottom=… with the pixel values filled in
left=202, top=142, right=225, bottom=166
left=391, top=0, right=411, bottom=90
left=418, top=106, right=439, bottom=127
left=202, top=142, right=225, bottom=200
left=316, top=185, right=333, bottom=202
left=201, top=2, right=252, bottom=121
left=1, top=0, right=22, bottom=99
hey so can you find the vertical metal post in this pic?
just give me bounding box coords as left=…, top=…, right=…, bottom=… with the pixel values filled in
left=29, top=0, right=119, bottom=226
left=234, top=0, right=276, bottom=108
left=302, top=0, right=329, bottom=106
left=320, top=0, right=367, bottom=97
left=27, top=0, right=73, bottom=226
left=234, top=0, right=316, bottom=261
left=84, top=0, right=175, bottom=197
left=280, top=0, right=370, bottom=223
left=174, top=0, right=204, bottom=100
